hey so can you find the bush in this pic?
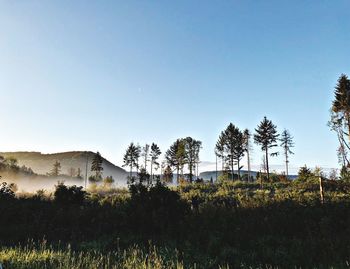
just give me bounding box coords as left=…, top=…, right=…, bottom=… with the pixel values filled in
left=53, top=182, right=87, bottom=205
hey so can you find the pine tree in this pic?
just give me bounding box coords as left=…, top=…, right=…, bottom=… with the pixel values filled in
left=165, top=139, right=186, bottom=183
left=330, top=74, right=350, bottom=169
left=280, top=129, right=294, bottom=179
left=150, top=143, right=161, bottom=183
left=243, top=129, right=252, bottom=182
left=184, top=137, right=202, bottom=183
left=254, top=116, right=279, bottom=181
left=222, top=123, right=245, bottom=180
left=141, top=144, right=150, bottom=172
left=91, top=151, right=103, bottom=180
left=123, top=143, right=141, bottom=180
left=50, top=161, right=61, bottom=177
left=215, top=132, right=226, bottom=179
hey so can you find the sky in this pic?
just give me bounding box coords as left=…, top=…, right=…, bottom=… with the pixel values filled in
left=0, top=1, right=349, bottom=173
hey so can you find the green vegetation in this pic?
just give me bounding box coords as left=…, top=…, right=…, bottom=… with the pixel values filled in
left=2, top=175, right=350, bottom=268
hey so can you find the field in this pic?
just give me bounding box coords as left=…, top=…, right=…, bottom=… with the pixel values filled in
left=1, top=177, right=350, bottom=268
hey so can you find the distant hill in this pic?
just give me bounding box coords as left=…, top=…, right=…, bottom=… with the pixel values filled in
left=0, top=151, right=128, bottom=182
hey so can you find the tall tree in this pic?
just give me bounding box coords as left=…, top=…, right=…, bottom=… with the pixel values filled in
left=50, top=160, right=61, bottom=177
left=222, top=123, right=245, bottom=180
left=141, top=144, right=150, bottom=172
left=254, top=116, right=279, bottom=181
left=215, top=132, right=226, bottom=178
left=243, top=129, right=252, bottom=182
left=184, top=137, right=202, bottom=183
left=280, top=129, right=294, bottom=179
left=91, top=151, right=103, bottom=180
left=123, top=143, right=140, bottom=179
left=165, top=139, right=186, bottom=183
left=330, top=74, right=350, bottom=169
left=150, top=143, right=162, bottom=183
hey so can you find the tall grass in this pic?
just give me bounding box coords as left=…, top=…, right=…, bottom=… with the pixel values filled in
left=0, top=242, right=185, bottom=269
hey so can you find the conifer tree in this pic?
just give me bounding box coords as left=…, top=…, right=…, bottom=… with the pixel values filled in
left=280, top=129, right=294, bottom=179
left=91, top=151, right=103, bottom=180
left=50, top=160, right=61, bottom=177
left=243, top=129, right=252, bottom=182
left=222, top=123, right=245, bottom=180
left=150, top=143, right=161, bottom=183
left=254, top=116, right=279, bottom=181
left=123, top=143, right=140, bottom=179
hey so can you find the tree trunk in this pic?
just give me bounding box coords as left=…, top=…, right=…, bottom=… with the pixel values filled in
left=237, top=160, right=240, bottom=181
left=150, top=161, right=153, bottom=184
left=319, top=176, right=325, bottom=204
left=247, top=149, right=251, bottom=182
left=285, top=151, right=289, bottom=179
left=215, top=155, right=218, bottom=181
left=265, top=148, right=270, bottom=181
left=231, top=158, right=234, bottom=181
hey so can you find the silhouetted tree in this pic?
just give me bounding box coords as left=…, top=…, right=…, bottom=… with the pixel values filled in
left=254, top=117, right=279, bottom=181
left=50, top=160, right=61, bottom=177
left=215, top=132, right=226, bottom=179
left=91, top=151, right=103, bottom=180
left=141, top=144, right=150, bottom=172
left=150, top=143, right=161, bottom=183
left=165, top=139, right=186, bottom=183
left=163, top=165, right=173, bottom=183
left=330, top=74, right=350, bottom=170
left=243, top=129, right=252, bottom=182
left=222, top=123, right=245, bottom=180
left=280, top=129, right=294, bottom=179
left=123, top=142, right=141, bottom=179
left=185, top=137, right=202, bottom=183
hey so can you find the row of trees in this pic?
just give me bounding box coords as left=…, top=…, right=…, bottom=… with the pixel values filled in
left=123, top=143, right=162, bottom=183
left=215, top=118, right=294, bottom=182
left=123, top=138, right=202, bottom=184
left=122, top=123, right=294, bottom=184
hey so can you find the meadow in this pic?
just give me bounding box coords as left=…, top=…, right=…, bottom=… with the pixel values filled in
left=1, top=175, right=350, bottom=268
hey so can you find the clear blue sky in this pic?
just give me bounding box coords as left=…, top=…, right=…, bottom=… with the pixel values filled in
left=1, top=1, right=349, bottom=171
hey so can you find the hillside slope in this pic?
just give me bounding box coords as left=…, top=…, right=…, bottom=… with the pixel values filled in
left=0, top=151, right=128, bottom=182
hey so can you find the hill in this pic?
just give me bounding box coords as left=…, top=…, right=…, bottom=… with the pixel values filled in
left=0, top=151, right=128, bottom=183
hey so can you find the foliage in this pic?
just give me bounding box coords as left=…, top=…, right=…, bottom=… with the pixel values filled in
left=53, top=182, right=87, bottom=205
left=254, top=116, right=279, bottom=181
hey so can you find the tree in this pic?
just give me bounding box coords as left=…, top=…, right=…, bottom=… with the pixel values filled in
left=141, top=144, right=150, bottom=172
left=150, top=143, right=161, bottom=183
left=184, top=137, right=202, bottom=183
left=165, top=139, right=186, bottom=183
left=123, top=142, right=141, bottom=179
left=68, top=167, right=76, bottom=177
left=215, top=132, right=226, bottom=180
left=243, top=129, right=252, bottom=182
left=254, top=116, right=279, bottom=181
left=163, top=165, right=173, bottom=183
left=222, top=123, right=245, bottom=180
left=280, top=129, right=294, bottom=179
left=91, top=151, right=103, bottom=180
left=329, top=74, right=350, bottom=169
left=50, top=160, right=61, bottom=177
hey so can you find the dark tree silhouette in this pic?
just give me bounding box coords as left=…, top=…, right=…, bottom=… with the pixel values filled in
left=243, top=129, right=252, bottom=182
left=165, top=139, right=186, bottom=183
left=184, top=137, right=202, bottom=183
left=50, top=160, right=61, bottom=177
left=254, top=116, right=279, bottom=181
left=91, top=151, right=103, bottom=180
left=280, top=129, right=294, bottom=179
left=215, top=132, right=226, bottom=179
left=330, top=74, right=350, bottom=169
left=222, top=123, right=246, bottom=180
left=150, top=143, right=161, bottom=183
left=123, top=142, right=141, bottom=179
